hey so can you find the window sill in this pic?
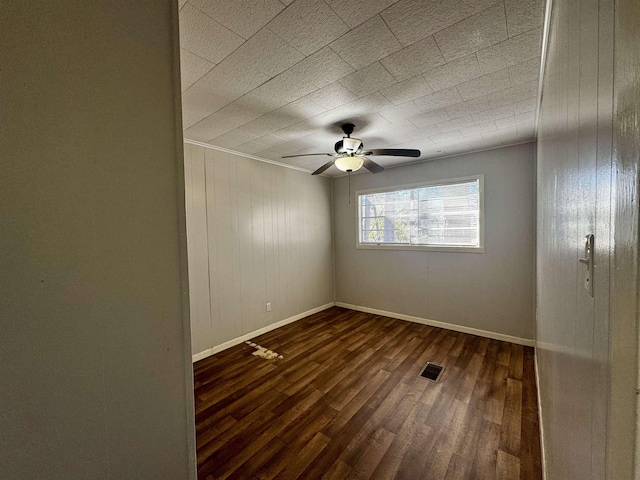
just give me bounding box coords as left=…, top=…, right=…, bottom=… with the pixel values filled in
left=356, top=244, right=485, bottom=253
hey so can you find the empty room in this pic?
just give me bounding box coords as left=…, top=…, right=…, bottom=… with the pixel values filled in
left=3, top=1, right=640, bottom=480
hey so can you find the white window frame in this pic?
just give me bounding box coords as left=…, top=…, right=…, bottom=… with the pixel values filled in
left=355, top=175, right=485, bottom=253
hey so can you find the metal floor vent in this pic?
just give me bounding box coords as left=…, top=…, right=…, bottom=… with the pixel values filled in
left=420, top=362, right=444, bottom=382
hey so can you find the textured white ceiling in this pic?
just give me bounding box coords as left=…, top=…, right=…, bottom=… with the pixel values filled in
left=179, top=0, right=544, bottom=175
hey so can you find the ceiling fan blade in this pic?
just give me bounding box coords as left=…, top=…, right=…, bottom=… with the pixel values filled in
left=311, top=159, right=336, bottom=175
left=361, top=148, right=421, bottom=157
left=281, top=153, right=334, bottom=158
left=360, top=156, right=384, bottom=174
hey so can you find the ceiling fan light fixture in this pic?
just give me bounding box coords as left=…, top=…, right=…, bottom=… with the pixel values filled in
left=335, top=155, right=364, bottom=172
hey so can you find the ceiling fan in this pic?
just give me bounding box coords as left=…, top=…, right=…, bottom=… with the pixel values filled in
left=282, top=123, right=421, bottom=175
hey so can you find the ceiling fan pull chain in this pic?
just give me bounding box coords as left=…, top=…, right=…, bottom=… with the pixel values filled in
left=348, top=171, right=351, bottom=205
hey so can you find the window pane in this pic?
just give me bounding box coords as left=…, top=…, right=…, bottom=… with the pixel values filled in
left=358, top=178, right=481, bottom=248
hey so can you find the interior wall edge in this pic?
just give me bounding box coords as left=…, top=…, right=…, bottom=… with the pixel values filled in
left=171, top=2, right=197, bottom=478
left=534, top=345, right=548, bottom=480
left=192, top=302, right=335, bottom=362
left=335, top=302, right=535, bottom=347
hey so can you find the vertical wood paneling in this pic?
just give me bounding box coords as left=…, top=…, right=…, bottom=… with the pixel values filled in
left=608, top=0, right=640, bottom=476
left=186, top=143, right=213, bottom=355
left=536, top=0, right=616, bottom=477
left=203, top=148, right=221, bottom=346
left=184, top=144, right=333, bottom=356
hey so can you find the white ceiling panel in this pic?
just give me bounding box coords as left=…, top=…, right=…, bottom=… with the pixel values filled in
left=378, top=101, right=424, bottom=122
left=286, top=47, right=355, bottom=90
left=455, top=68, right=512, bottom=101
left=476, top=27, right=543, bottom=72
left=422, top=54, right=486, bottom=92
left=228, top=28, right=304, bottom=77
left=189, top=0, right=284, bottom=39
left=434, top=115, right=477, bottom=134
left=430, top=130, right=464, bottom=144
left=411, top=109, right=450, bottom=128
left=329, top=15, right=402, bottom=70
left=406, top=123, right=442, bottom=140
left=495, top=110, right=535, bottom=128
left=272, top=118, right=318, bottom=141
left=306, top=82, right=359, bottom=109
left=324, top=0, right=400, bottom=28
left=509, top=56, right=541, bottom=85
left=211, top=129, right=259, bottom=148
left=181, top=58, right=270, bottom=126
left=444, top=96, right=491, bottom=119
left=339, top=62, right=397, bottom=97
left=238, top=133, right=286, bottom=151
left=238, top=97, right=327, bottom=137
left=380, top=36, right=445, bottom=82
left=413, top=87, right=464, bottom=113
left=505, top=0, right=545, bottom=37
left=179, top=5, right=244, bottom=64
left=179, top=0, right=544, bottom=175
left=267, top=136, right=322, bottom=156
left=460, top=120, right=498, bottom=137
left=471, top=104, right=515, bottom=123
left=241, top=68, right=318, bottom=112
left=265, top=0, right=350, bottom=55
left=486, top=79, right=538, bottom=108
left=380, top=75, right=433, bottom=105
left=278, top=96, right=329, bottom=120
left=179, top=49, right=215, bottom=92
left=433, top=3, right=508, bottom=62
left=315, top=93, right=394, bottom=125
left=185, top=99, right=271, bottom=142
left=381, top=0, right=499, bottom=46
left=513, top=96, right=537, bottom=114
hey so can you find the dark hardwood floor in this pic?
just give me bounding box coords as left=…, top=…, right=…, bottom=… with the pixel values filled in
left=193, top=307, right=542, bottom=480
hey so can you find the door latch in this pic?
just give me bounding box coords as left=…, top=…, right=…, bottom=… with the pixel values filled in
left=578, top=234, right=594, bottom=297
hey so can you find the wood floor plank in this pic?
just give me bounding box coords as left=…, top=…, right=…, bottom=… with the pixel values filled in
left=193, top=307, right=542, bottom=480
left=350, top=428, right=396, bottom=479
left=322, top=460, right=353, bottom=480
left=470, top=419, right=501, bottom=480
left=496, top=450, right=521, bottom=479
left=277, top=432, right=331, bottom=480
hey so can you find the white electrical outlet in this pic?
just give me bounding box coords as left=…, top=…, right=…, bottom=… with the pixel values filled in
left=266, top=303, right=271, bottom=312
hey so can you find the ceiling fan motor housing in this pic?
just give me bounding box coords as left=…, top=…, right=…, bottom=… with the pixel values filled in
left=336, top=138, right=363, bottom=154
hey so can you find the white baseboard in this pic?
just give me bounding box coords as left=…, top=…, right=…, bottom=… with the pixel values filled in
left=534, top=345, right=548, bottom=480
left=334, top=302, right=535, bottom=347
left=191, top=302, right=335, bottom=363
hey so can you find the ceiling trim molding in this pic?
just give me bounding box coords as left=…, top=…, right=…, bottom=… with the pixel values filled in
left=182, top=138, right=316, bottom=175
left=534, top=0, right=554, bottom=137
left=184, top=139, right=535, bottom=179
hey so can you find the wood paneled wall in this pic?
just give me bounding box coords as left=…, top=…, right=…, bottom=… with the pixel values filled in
left=184, top=143, right=334, bottom=358
left=536, top=0, right=617, bottom=477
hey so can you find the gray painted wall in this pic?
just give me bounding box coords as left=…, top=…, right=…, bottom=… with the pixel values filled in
left=184, top=144, right=334, bottom=358
left=0, top=2, right=195, bottom=479
left=333, top=142, right=536, bottom=341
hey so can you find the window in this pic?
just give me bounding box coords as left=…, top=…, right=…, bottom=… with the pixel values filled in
left=356, top=175, right=484, bottom=252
